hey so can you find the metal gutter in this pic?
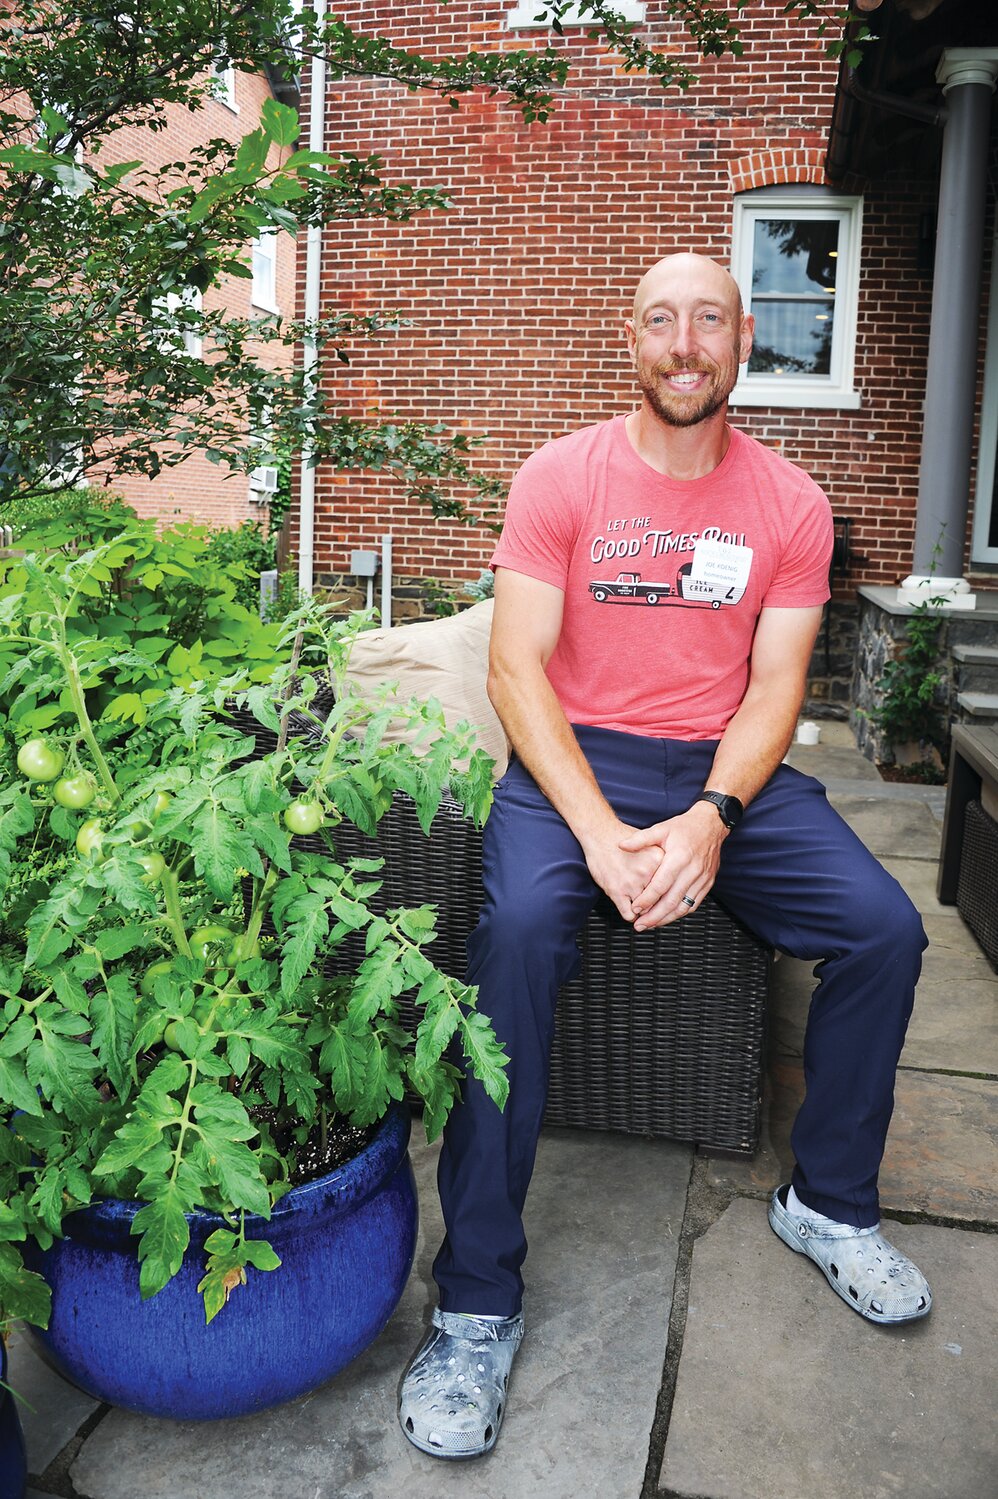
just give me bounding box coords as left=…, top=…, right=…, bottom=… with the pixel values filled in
left=297, top=24, right=326, bottom=597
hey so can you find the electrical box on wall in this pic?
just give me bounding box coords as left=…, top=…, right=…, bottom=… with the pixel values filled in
left=351, top=550, right=380, bottom=577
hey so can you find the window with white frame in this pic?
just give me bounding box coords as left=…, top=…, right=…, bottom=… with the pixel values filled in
left=730, top=189, right=863, bottom=410
left=152, top=287, right=203, bottom=359
left=506, top=1, right=644, bottom=27
left=212, top=60, right=238, bottom=112
left=251, top=230, right=279, bottom=313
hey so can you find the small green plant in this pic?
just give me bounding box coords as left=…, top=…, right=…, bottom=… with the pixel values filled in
left=466, top=569, right=495, bottom=603
left=872, top=532, right=949, bottom=775
left=0, top=536, right=506, bottom=1331
left=873, top=604, right=945, bottom=757
left=204, top=521, right=276, bottom=616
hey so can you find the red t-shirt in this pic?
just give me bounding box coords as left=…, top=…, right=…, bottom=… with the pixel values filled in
left=491, top=415, right=833, bottom=741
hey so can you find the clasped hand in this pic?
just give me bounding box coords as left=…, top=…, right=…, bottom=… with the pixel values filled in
left=584, top=808, right=727, bottom=932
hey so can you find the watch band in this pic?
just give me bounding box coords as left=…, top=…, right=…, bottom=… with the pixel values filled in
left=696, top=790, right=744, bottom=830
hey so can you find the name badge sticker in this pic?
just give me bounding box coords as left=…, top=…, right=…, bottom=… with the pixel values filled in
left=687, top=539, right=753, bottom=607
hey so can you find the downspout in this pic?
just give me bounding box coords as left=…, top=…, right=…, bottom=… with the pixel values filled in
left=297, top=31, right=327, bottom=597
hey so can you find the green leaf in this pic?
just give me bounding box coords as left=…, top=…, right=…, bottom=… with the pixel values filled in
left=133, top=1191, right=191, bottom=1300
left=25, top=1024, right=101, bottom=1121
left=192, top=1128, right=270, bottom=1217
left=261, top=97, right=300, bottom=147
left=413, top=976, right=460, bottom=1072
left=243, top=1239, right=281, bottom=1272
left=0, top=1242, right=51, bottom=1328
left=94, top=1118, right=164, bottom=1179
left=94, top=924, right=152, bottom=961
left=318, top=1021, right=369, bottom=1112
left=90, top=975, right=136, bottom=1095
left=0, top=1056, right=45, bottom=1116
left=192, top=799, right=263, bottom=898
left=459, top=1009, right=510, bottom=1111
left=279, top=891, right=327, bottom=998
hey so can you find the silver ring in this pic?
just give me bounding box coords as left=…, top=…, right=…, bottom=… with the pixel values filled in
left=681, top=895, right=695, bottom=909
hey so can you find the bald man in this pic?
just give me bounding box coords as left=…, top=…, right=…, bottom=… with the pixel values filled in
left=398, top=254, right=931, bottom=1461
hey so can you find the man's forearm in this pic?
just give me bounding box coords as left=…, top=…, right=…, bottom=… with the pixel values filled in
left=702, top=681, right=803, bottom=808
left=488, top=655, right=618, bottom=848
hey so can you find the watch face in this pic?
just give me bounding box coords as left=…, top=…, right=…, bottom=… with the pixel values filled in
left=700, top=791, right=743, bottom=828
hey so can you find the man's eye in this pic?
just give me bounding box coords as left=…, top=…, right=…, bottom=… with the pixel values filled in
left=648, top=315, right=671, bottom=328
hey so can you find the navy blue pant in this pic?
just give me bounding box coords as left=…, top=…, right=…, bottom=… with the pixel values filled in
left=433, top=726, right=928, bottom=1316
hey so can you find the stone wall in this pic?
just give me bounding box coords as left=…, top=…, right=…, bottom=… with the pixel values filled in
left=851, top=594, right=998, bottom=764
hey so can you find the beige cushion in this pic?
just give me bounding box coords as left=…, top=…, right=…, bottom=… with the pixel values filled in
left=343, top=599, right=510, bottom=777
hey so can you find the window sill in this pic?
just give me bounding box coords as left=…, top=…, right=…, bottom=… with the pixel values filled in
left=251, top=299, right=281, bottom=316
left=729, top=385, right=862, bottom=411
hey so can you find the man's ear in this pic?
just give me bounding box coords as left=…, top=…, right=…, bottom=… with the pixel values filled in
left=739, top=312, right=755, bottom=365
left=624, top=318, right=638, bottom=363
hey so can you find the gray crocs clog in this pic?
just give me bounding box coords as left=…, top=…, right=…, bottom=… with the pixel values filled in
left=398, top=1308, right=524, bottom=1459
left=769, top=1185, right=931, bottom=1325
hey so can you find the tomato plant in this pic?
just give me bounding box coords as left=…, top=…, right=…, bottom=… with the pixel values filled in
left=0, top=549, right=501, bottom=1333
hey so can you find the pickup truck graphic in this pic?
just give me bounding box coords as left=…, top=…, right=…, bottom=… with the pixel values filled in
left=588, top=572, right=672, bottom=605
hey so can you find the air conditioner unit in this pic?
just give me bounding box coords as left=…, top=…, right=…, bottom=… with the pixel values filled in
left=249, top=465, right=279, bottom=500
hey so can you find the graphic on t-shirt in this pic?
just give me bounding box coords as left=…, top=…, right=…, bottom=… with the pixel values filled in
left=588, top=571, right=672, bottom=605
left=588, top=533, right=753, bottom=611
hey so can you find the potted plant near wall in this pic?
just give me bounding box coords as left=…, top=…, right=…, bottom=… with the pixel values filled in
left=0, top=534, right=505, bottom=1421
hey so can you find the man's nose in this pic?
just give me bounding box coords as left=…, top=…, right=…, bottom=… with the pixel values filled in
left=669, top=315, right=698, bottom=359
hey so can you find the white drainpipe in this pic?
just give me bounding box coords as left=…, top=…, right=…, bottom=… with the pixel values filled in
left=297, top=30, right=327, bottom=596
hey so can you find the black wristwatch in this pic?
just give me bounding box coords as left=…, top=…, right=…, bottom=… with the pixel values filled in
left=696, top=790, right=744, bottom=831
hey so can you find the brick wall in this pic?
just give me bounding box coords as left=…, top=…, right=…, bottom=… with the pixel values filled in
left=297, top=2, right=981, bottom=609
left=90, top=68, right=297, bottom=533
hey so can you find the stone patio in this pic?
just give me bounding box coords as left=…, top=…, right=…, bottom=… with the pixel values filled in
left=11, top=722, right=998, bottom=1499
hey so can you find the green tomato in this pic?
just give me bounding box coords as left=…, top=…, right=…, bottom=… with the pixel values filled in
left=283, top=799, right=324, bottom=836
left=163, top=1021, right=184, bottom=1052
left=75, top=818, right=104, bottom=859
left=227, top=934, right=261, bottom=966
left=17, top=739, right=64, bottom=782
left=138, top=851, right=166, bottom=883
left=152, top=791, right=171, bottom=821
left=189, top=924, right=233, bottom=961
left=140, top=960, right=174, bottom=998
left=53, top=774, right=96, bottom=809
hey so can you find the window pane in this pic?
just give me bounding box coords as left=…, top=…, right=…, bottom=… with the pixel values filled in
left=752, top=219, right=839, bottom=296
left=749, top=299, right=834, bottom=376
left=252, top=234, right=277, bottom=307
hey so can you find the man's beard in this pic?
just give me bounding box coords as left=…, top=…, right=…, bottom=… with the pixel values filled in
left=637, top=358, right=737, bottom=429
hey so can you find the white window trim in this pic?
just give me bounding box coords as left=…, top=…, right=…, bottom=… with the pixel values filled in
left=212, top=61, right=239, bottom=114
left=251, top=229, right=280, bottom=315
left=729, top=189, right=863, bottom=411
left=971, top=220, right=998, bottom=564
left=506, top=1, right=645, bottom=28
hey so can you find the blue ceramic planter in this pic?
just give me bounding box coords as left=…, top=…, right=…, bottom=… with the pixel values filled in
left=25, top=1104, right=417, bottom=1421
left=0, top=1343, right=27, bottom=1499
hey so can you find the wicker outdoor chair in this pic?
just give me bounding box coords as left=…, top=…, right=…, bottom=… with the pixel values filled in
left=228, top=701, right=771, bottom=1156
